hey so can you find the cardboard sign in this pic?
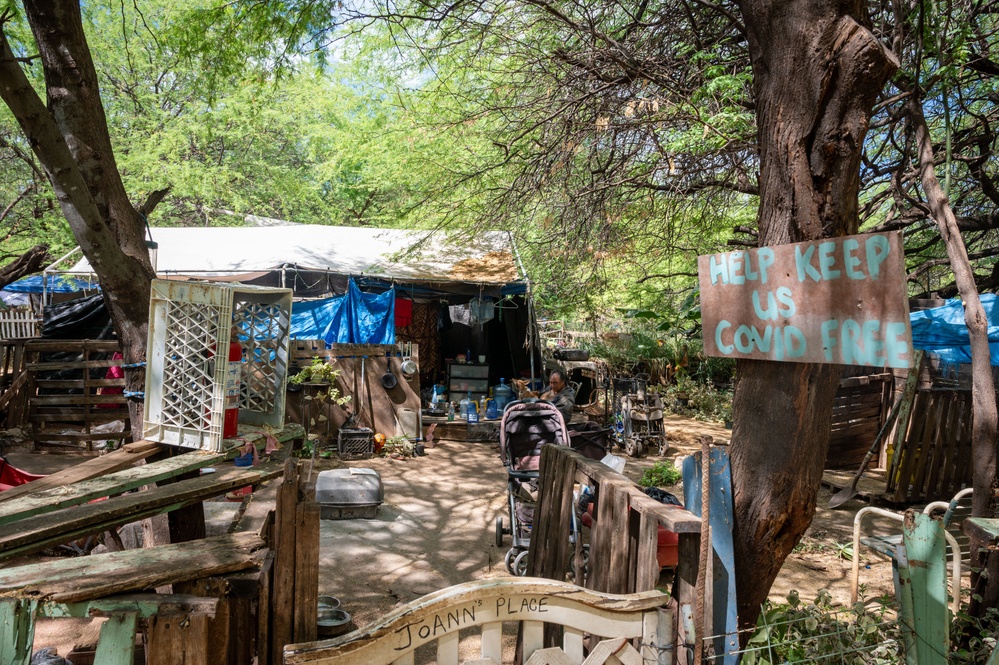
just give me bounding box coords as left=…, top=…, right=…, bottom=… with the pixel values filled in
left=698, top=231, right=912, bottom=368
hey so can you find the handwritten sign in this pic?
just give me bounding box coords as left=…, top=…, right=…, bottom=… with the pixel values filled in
left=698, top=232, right=912, bottom=368
left=394, top=595, right=550, bottom=650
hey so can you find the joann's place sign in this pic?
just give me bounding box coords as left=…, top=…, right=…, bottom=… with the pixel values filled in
left=698, top=231, right=912, bottom=368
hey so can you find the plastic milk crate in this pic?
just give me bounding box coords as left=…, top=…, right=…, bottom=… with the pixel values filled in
left=143, top=280, right=292, bottom=452
left=337, top=427, right=374, bottom=459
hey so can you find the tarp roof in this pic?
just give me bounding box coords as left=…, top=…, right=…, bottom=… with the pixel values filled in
left=68, top=225, right=524, bottom=285
left=910, top=293, right=999, bottom=365
left=3, top=274, right=100, bottom=294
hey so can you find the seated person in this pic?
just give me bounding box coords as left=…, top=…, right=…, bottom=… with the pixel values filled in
left=541, top=369, right=575, bottom=423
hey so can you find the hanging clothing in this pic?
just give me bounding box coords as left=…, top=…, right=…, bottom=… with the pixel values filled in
left=449, top=304, right=473, bottom=326
left=470, top=298, right=495, bottom=324
left=395, top=298, right=413, bottom=327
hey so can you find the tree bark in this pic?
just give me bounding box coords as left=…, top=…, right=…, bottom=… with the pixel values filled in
left=0, top=244, right=49, bottom=289
left=731, top=0, right=898, bottom=631
left=0, top=3, right=153, bottom=441
left=909, top=97, right=999, bottom=614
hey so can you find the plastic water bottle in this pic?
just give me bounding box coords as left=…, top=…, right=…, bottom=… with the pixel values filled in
left=494, top=378, right=513, bottom=410
left=447, top=402, right=455, bottom=421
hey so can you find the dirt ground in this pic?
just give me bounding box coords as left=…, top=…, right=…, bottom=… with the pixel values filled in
left=6, top=414, right=908, bottom=659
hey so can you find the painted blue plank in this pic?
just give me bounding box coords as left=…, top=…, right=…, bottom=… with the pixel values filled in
left=682, top=447, right=738, bottom=664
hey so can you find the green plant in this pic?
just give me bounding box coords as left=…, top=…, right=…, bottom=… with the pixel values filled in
left=743, top=590, right=902, bottom=664
left=290, top=358, right=352, bottom=407
left=639, top=461, right=682, bottom=488
left=951, top=605, right=999, bottom=663
left=380, top=435, right=415, bottom=457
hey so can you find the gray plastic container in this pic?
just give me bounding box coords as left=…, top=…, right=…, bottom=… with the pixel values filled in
left=315, top=468, right=384, bottom=519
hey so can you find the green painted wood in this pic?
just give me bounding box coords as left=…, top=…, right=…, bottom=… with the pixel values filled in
left=902, top=511, right=949, bottom=665
left=93, top=612, right=138, bottom=665
left=0, top=441, right=162, bottom=505
left=0, top=462, right=281, bottom=561
left=0, top=451, right=224, bottom=526
left=0, top=599, right=37, bottom=665
left=36, top=594, right=219, bottom=619
left=0, top=532, right=264, bottom=603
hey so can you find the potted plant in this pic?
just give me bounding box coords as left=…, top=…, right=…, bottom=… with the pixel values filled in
left=671, top=371, right=694, bottom=408
left=289, top=358, right=352, bottom=453
left=289, top=357, right=351, bottom=405
left=719, top=402, right=733, bottom=429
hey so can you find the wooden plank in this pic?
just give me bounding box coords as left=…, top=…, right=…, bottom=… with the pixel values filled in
left=0, top=370, right=27, bottom=411
left=0, top=465, right=280, bottom=560
left=633, top=501, right=663, bottom=592
left=924, top=393, right=955, bottom=499
left=92, top=612, right=137, bottom=665
left=481, top=622, right=502, bottom=663
left=26, top=358, right=123, bottom=371
left=27, top=431, right=131, bottom=441
left=902, top=512, right=949, bottom=665
left=0, top=532, right=264, bottom=603
left=232, top=478, right=280, bottom=542
left=271, top=458, right=300, bottom=665
left=257, top=552, right=274, bottom=665
left=293, top=500, right=320, bottom=643
left=0, top=440, right=162, bottom=503
left=36, top=594, right=219, bottom=619
left=0, top=599, right=36, bottom=665
left=34, top=378, right=124, bottom=389
left=892, top=391, right=929, bottom=501
left=0, top=451, right=223, bottom=525
left=31, top=394, right=128, bottom=406
left=605, top=481, right=632, bottom=594
left=147, top=613, right=210, bottom=665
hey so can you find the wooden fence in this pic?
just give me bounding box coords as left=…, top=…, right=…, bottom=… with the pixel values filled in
left=0, top=339, right=129, bottom=451
left=886, top=388, right=975, bottom=503
left=0, top=444, right=312, bottom=665
left=527, top=444, right=702, bottom=661
left=825, top=373, right=893, bottom=470
left=0, top=309, right=39, bottom=340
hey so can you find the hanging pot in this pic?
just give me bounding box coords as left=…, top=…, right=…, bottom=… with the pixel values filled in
left=380, top=352, right=398, bottom=389
left=400, top=343, right=417, bottom=376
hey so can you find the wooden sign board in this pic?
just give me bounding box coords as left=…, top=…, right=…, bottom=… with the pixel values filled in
left=698, top=231, right=912, bottom=368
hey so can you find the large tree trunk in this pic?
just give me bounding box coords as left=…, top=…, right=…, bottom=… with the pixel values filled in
left=0, top=2, right=153, bottom=440
left=731, top=0, right=898, bottom=630
left=909, top=97, right=999, bottom=614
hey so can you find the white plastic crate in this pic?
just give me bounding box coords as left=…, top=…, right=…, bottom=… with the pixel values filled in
left=143, top=280, right=292, bottom=451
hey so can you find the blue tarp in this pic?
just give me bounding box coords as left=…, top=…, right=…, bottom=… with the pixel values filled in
left=3, top=275, right=98, bottom=294
left=291, top=279, right=395, bottom=345
left=910, top=293, right=999, bottom=365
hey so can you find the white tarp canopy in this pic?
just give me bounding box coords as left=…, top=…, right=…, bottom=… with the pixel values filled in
left=69, top=225, right=523, bottom=285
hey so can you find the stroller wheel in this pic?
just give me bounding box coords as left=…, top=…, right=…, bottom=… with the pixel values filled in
left=513, top=550, right=530, bottom=576
left=504, top=548, right=518, bottom=575
left=495, top=517, right=505, bottom=548
left=567, top=544, right=590, bottom=580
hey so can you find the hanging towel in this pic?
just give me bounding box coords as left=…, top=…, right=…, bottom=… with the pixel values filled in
left=395, top=298, right=413, bottom=327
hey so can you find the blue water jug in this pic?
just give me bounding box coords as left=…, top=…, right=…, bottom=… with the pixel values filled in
left=494, top=378, right=513, bottom=410
left=485, top=399, right=499, bottom=420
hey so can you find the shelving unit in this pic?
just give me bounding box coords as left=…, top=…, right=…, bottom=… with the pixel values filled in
left=447, top=361, right=489, bottom=405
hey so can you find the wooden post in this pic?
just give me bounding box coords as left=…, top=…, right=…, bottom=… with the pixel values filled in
left=0, top=599, right=37, bottom=665
left=271, top=458, right=300, bottom=664
left=901, top=510, right=949, bottom=665
left=674, top=533, right=700, bottom=665
left=293, top=485, right=320, bottom=642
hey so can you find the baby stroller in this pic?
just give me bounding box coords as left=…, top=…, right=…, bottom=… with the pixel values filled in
left=494, top=399, right=572, bottom=576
